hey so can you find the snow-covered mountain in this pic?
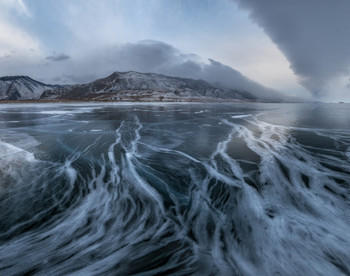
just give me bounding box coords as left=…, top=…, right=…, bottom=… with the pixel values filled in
left=41, top=71, right=256, bottom=101
left=0, top=76, right=58, bottom=100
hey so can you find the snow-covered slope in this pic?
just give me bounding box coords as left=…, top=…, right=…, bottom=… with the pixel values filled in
left=0, top=76, right=58, bottom=100
left=41, top=71, right=256, bottom=101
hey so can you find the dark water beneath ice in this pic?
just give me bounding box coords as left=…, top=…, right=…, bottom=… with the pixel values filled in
left=0, top=102, right=350, bottom=275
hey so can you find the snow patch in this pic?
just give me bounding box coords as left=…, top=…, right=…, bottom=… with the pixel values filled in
left=232, top=114, right=252, bottom=119
left=0, top=140, right=36, bottom=162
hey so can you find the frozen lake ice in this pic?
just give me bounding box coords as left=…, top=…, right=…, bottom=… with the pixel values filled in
left=1, top=102, right=350, bottom=275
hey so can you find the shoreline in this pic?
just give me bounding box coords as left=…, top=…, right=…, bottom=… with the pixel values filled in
left=0, top=98, right=261, bottom=104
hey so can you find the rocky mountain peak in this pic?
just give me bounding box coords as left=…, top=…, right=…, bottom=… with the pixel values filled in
left=0, top=76, right=58, bottom=100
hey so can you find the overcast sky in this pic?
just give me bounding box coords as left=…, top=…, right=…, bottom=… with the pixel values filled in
left=0, top=0, right=349, bottom=101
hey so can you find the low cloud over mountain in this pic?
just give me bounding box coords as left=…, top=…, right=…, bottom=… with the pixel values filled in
left=54, top=40, right=295, bottom=101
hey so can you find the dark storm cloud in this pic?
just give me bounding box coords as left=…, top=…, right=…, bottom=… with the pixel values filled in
left=46, top=53, right=71, bottom=62
left=233, top=0, right=350, bottom=97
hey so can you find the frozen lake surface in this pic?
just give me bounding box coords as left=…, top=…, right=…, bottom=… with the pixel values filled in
left=1, top=102, right=350, bottom=275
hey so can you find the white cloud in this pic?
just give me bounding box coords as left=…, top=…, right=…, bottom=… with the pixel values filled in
left=0, top=21, right=41, bottom=57
left=0, top=0, right=40, bottom=58
left=0, top=2, right=42, bottom=79
left=0, top=0, right=31, bottom=17
left=60, top=0, right=155, bottom=53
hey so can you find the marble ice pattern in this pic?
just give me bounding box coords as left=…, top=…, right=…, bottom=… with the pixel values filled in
left=0, top=103, right=350, bottom=276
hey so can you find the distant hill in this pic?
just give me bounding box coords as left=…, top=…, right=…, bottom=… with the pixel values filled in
left=0, top=76, right=59, bottom=100
left=40, top=71, right=256, bottom=102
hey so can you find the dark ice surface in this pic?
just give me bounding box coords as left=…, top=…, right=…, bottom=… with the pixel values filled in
left=1, top=102, right=350, bottom=275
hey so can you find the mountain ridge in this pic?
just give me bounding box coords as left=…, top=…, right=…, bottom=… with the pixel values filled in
left=40, top=71, right=256, bottom=102
left=0, top=71, right=258, bottom=102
